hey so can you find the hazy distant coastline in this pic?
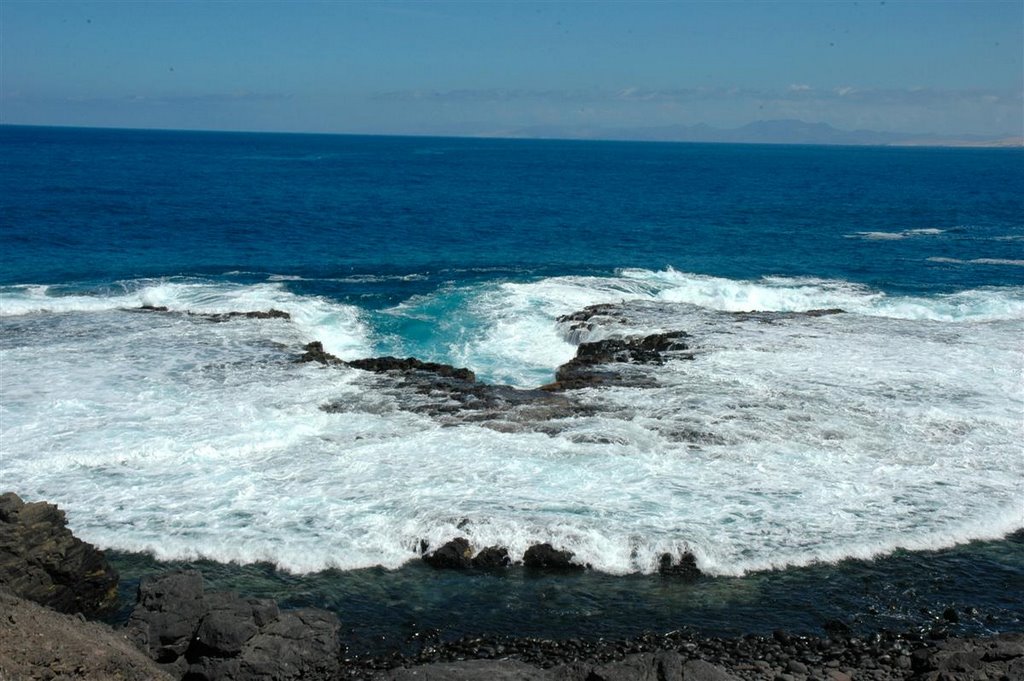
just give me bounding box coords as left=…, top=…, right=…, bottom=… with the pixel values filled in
left=474, top=119, right=1024, bottom=148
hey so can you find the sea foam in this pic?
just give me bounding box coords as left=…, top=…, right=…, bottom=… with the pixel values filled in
left=1, top=272, right=1021, bottom=576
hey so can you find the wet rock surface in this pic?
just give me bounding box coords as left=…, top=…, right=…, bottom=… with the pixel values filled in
left=192, top=309, right=291, bottom=322
left=0, top=492, right=119, bottom=616
left=422, top=538, right=474, bottom=570
left=658, top=552, right=702, bottom=579
left=542, top=331, right=692, bottom=392
left=127, top=570, right=341, bottom=681
left=324, top=355, right=587, bottom=428
left=472, top=545, right=512, bottom=569
left=523, top=543, right=587, bottom=571
left=132, top=306, right=292, bottom=321
left=299, top=340, right=344, bottom=365
left=348, top=356, right=477, bottom=382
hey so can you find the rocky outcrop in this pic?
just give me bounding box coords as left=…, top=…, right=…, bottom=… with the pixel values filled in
left=0, top=590, right=174, bottom=681
left=326, top=356, right=587, bottom=427
left=193, top=309, right=291, bottom=322
left=298, top=341, right=344, bottom=365
left=127, top=570, right=341, bottom=681
left=542, top=331, right=691, bottom=392
left=910, top=633, right=1024, bottom=681
left=0, top=492, right=119, bottom=615
left=421, top=541, right=513, bottom=570
left=523, top=543, right=586, bottom=571
left=133, top=306, right=291, bottom=321
left=472, top=545, right=512, bottom=569
left=730, top=308, right=845, bottom=324
left=657, top=552, right=702, bottom=579
left=422, top=538, right=474, bottom=569
left=348, top=356, right=476, bottom=382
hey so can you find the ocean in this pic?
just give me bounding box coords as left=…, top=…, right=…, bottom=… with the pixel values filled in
left=1, top=125, right=1022, bottom=653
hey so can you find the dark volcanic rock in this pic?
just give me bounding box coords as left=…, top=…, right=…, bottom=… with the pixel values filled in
left=298, top=341, right=343, bottom=365
left=0, top=492, right=119, bottom=615
left=132, top=307, right=291, bottom=321
left=348, top=356, right=477, bottom=382
left=472, top=545, right=512, bottom=569
left=543, top=331, right=691, bottom=392
left=657, top=551, right=701, bottom=579
left=193, top=309, right=292, bottom=322
left=422, top=538, right=474, bottom=569
left=328, top=355, right=587, bottom=428
left=350, top=627, right=1023, bottom=681
left=237, top=607, right=341, bottom=681
left=127, top=570, right=208, bottom=670
left=127, top=569, right=341, bottom=681
left=523, top=543, right=585, bottom=571
left=381, top=659, right=555, bottom=680
left=731, top=308, right=846, bottom=324
left=587, top=651, right=687, bottom=681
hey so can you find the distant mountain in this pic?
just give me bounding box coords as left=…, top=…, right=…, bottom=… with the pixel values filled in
left=485, top=119, right=1022, bottom=148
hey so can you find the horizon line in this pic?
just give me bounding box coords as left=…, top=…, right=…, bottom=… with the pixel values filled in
left=2, top=121, right=1021, bottom=150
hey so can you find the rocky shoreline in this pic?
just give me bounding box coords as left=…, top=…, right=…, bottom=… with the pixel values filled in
left=2, top=492, right=1022, bottom=680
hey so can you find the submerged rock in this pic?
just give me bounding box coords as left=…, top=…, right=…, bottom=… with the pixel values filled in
left=127, top=570, right=341, bottom=681
left=0, top=492, right=119, bottom=615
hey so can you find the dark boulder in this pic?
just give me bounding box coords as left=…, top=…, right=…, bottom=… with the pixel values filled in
left=235, top=608, right=341, bottom=681
left=523, top=543, right=585, bottom=571
left=126, top=570, right=341, bottom=681
left=127, top=570, right=208, bottom=670
left=472, top=546, right=511, bottom=569
left=298, top=341, right=343, bottom=365
left=0, top=492, right=119, bottom=615
left=657, top=552, right=701, bottom=579
left=422, top=538, right=474, bottom=569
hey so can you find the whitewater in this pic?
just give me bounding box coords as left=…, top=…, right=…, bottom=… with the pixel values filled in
left=3, top=268, right=1021, bottom=577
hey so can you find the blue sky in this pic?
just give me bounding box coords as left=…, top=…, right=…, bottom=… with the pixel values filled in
left=2, top=1, right=1021, bottom=137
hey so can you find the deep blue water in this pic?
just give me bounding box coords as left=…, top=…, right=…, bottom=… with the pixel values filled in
left=1, top=125, right=1022, bottom=652
left=2, top=125, right=1022, bottom=297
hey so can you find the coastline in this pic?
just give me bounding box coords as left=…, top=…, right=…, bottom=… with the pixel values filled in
left=2, top=486, right=1022, bottom=679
